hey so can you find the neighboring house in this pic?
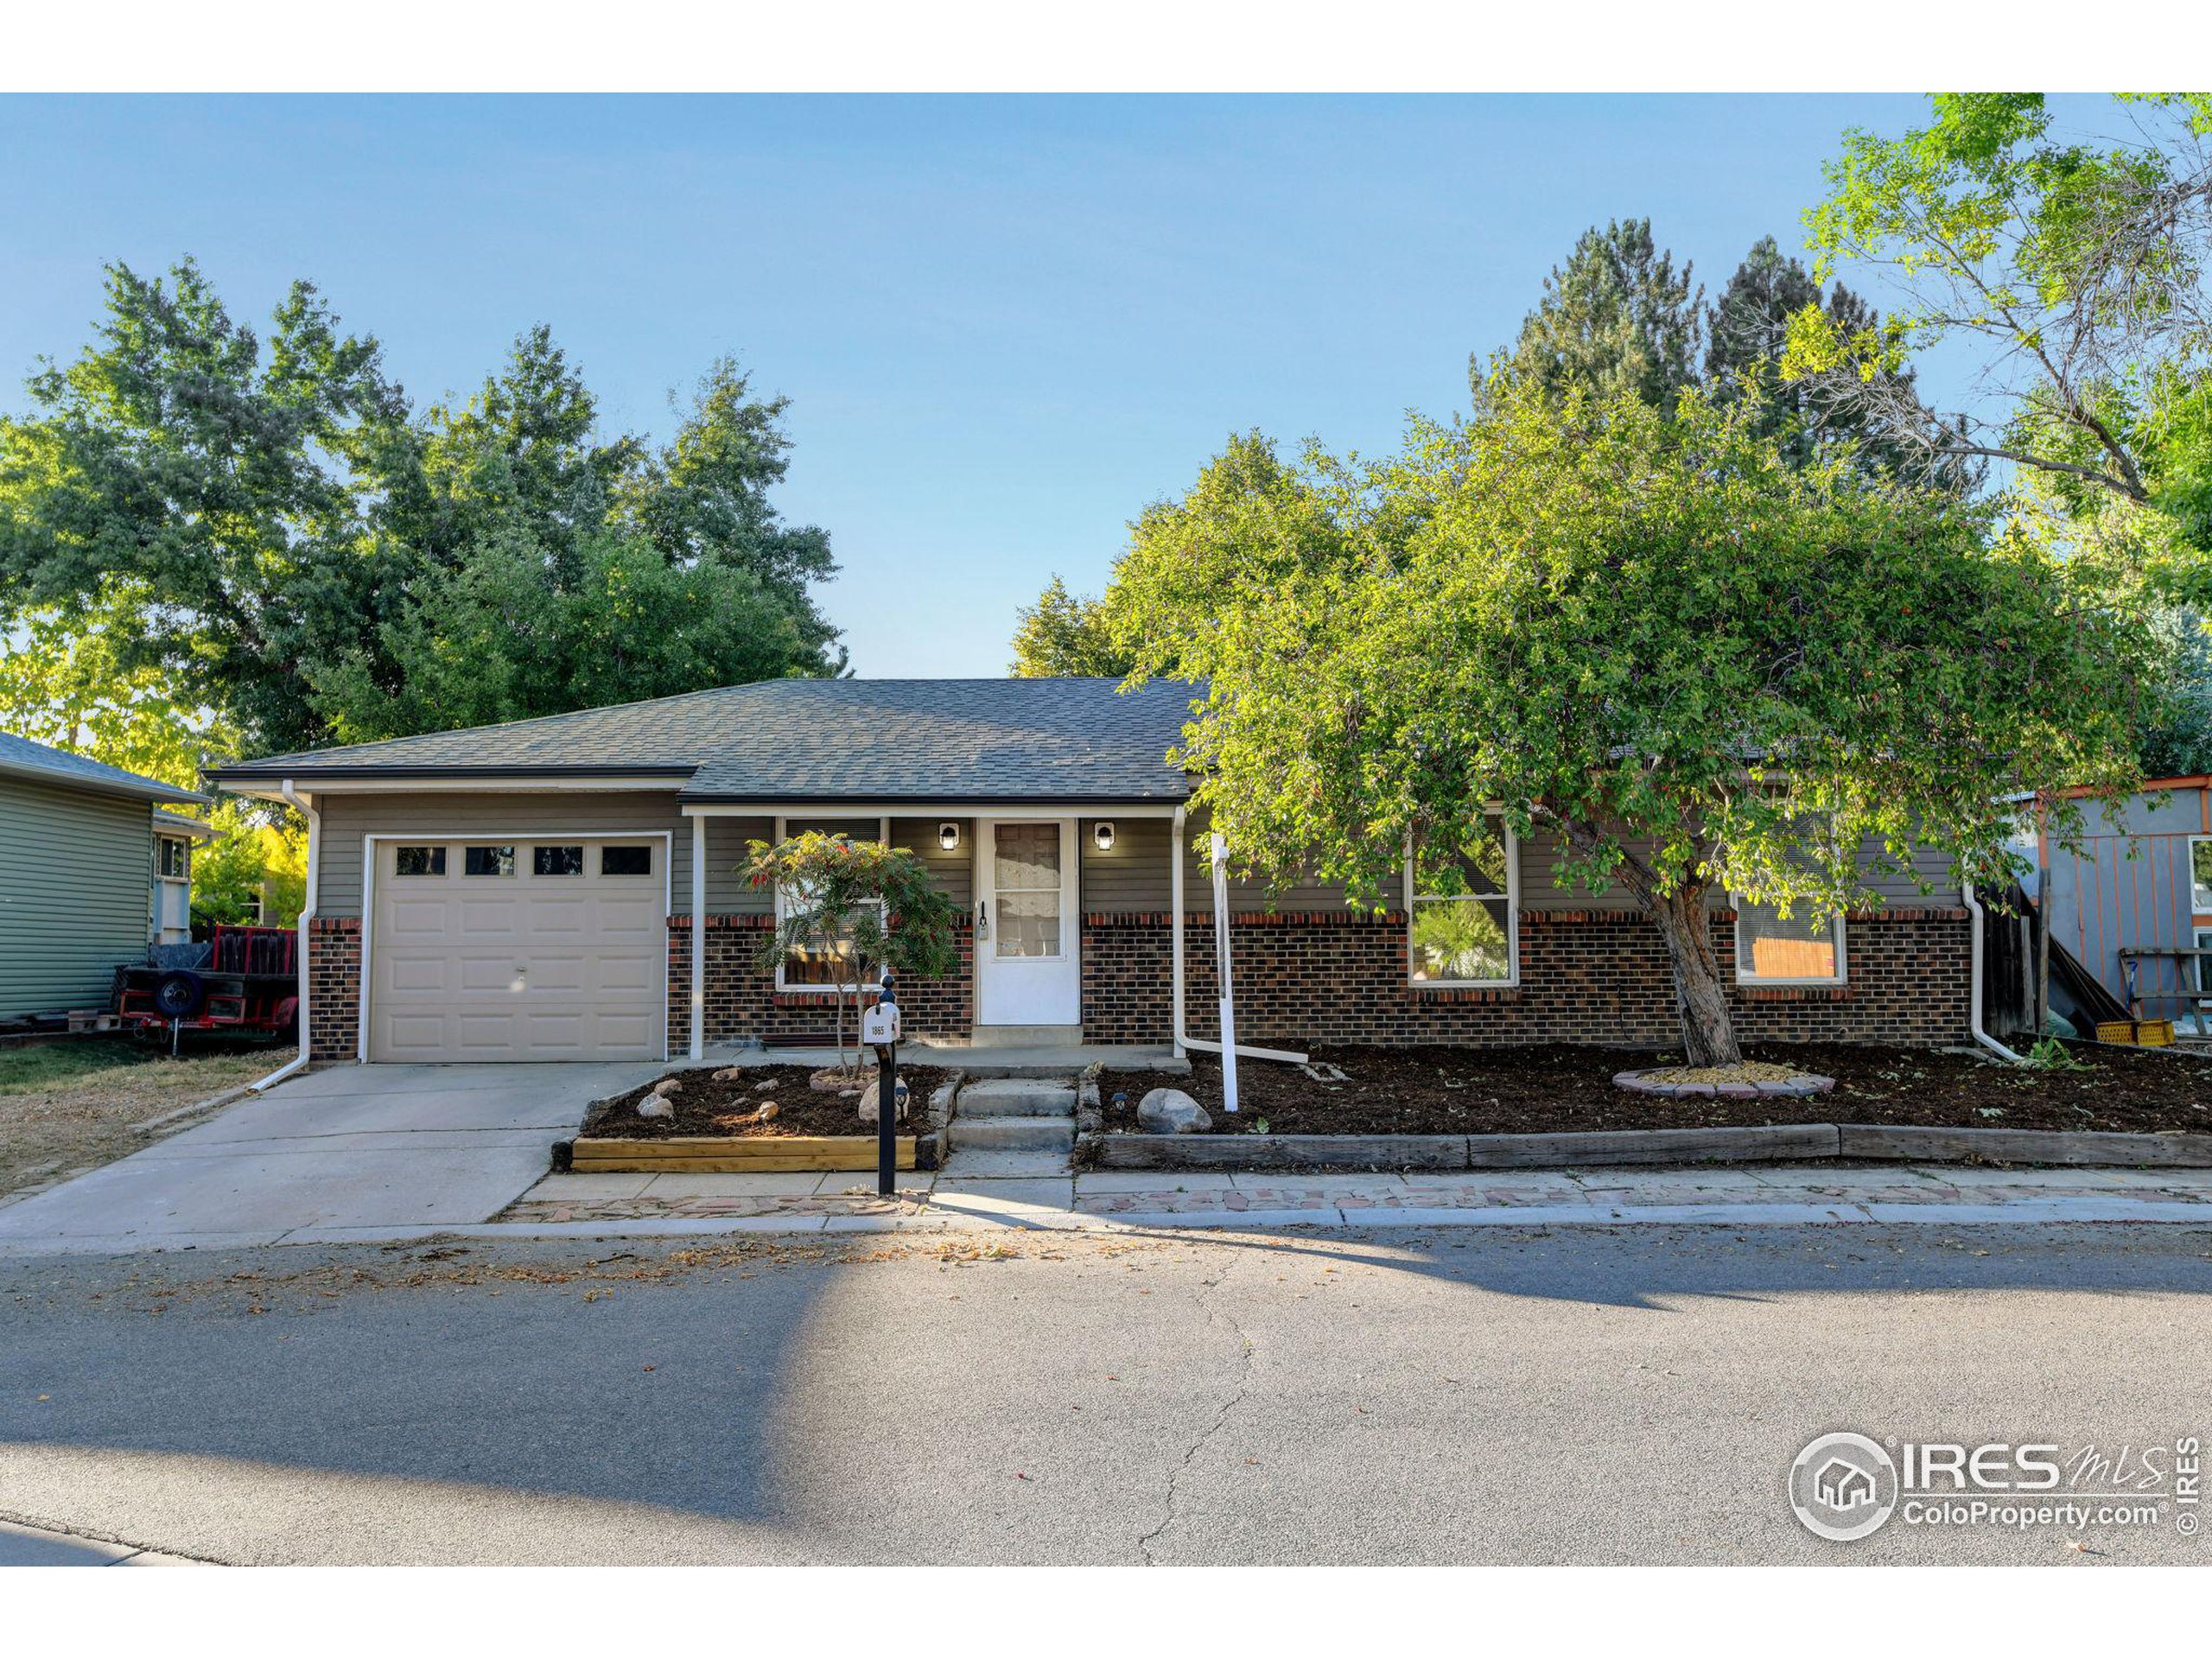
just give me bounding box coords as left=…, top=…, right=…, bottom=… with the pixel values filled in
left=0, top=731, right=214, bottom=1023
left=206, top=678, right=1980, bottom=1066
left=2037, top=778, right=2212, bottom=1034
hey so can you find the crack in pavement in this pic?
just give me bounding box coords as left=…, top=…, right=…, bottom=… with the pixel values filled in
left=1137, top=1262, right=1254, bottom=1565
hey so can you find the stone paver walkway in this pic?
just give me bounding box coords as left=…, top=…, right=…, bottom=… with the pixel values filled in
left=486, top=1160, right=2212, bottom=1236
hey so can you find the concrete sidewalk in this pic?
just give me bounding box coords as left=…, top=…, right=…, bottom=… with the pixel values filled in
left=0, top=1060, right=661, bottom=1254
left=465, top=1159, right=2212, bottom=1239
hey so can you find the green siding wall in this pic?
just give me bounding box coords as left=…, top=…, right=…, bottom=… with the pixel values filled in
left=0, top=777, right=153, bottom=1020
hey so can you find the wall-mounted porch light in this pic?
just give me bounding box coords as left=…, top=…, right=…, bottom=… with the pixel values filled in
left=1094, top=820, right=1116, bottom=853
left=938, top=821, right=961, bottom=852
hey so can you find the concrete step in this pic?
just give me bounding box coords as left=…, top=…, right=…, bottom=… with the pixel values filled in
left=950, top=1116, right=1077, bottom=1152
left=955, top=1077, right=1077, bottom=1118
left=969, top=1023, right=1085, bottom=1049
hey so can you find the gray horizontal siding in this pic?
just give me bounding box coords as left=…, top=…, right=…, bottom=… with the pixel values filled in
left=314, top=791, right=693, bottom=918
left=0, top=777, right=152, bottom=1019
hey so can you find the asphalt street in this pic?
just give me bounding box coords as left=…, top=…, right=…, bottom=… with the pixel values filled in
left=3, top=1223, right=2209, bottom=1564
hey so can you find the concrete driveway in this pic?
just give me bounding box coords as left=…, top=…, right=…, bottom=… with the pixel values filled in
left=0, top=1062, right=659, bottom=1254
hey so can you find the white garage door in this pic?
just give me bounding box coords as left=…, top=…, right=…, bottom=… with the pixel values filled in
left=367, top=836, right=667, bottom=1063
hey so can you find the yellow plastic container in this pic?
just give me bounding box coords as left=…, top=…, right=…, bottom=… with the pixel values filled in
left=2135, top=1018, right=2175, bottom=1047
left=2094, top=1020, right=2139, bottom=1045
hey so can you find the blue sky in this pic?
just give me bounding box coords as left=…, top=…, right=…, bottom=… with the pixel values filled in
left=0, top=93, right=1997, bottom=676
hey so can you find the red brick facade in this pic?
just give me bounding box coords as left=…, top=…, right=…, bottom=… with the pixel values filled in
left=306, top=917, right=361, bottom=1061
left=317, top=901, right=1967, bottom=1061
left=1078, top=906, right=1973, bottom=1050
left=667, top=915, right=975, bottom=1046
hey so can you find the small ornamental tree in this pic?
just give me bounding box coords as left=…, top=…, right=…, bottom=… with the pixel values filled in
left=1109, top=375, right=2164, bottom=1068
left=744, top=832, right=960, bottom=1073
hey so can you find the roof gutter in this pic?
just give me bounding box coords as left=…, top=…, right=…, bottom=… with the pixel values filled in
left=0, top=755, right=210, bottom=807
left=250, top=779, right=321, bottom=1093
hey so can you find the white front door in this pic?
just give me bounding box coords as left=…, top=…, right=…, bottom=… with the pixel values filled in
left=974, top=818, right=1079, bottom=1026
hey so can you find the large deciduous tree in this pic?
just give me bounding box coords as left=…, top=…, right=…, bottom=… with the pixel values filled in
left=1788, top=93, right=2212, bottom=557
left=0, top=259, right=847, bottom=757
left=1111, top=377, right=2159, bottom=1067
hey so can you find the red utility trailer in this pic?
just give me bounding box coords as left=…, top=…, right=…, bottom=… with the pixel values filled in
left=112, top=925, right=299, bottom=1039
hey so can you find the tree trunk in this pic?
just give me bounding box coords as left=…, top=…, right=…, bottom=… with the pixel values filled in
left=1644, top=881, right=1742, bottom=1068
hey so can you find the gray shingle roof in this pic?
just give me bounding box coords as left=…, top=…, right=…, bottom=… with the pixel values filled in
left=0, top=730, right=210, bottom=805
left=209, top=678, right=1200, bottom=804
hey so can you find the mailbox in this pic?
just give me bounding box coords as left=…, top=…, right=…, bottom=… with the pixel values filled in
left=862, top=999, right=901, bottom=1046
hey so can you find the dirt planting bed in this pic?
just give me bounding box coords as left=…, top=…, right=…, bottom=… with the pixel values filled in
left=581, top=1064, right=950, bottom=1141
left=1096, top=1043, right=2212, bottom=1136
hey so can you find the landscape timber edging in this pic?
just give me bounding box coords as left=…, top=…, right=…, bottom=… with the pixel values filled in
left=1077, top=1123, right=2212, bottom=1172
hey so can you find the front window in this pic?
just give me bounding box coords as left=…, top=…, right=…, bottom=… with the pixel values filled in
left=2192, top=838, right=2212, bottom=912
left=601, top=845, right=652, bottom=876
left=776, top=817, right=888, bottom=988
left=394, top=845, right=447, bottom=877
left=156, top=837, right=189, bottom=880
left=1734, top=895, right=1846, bottom=983
left=1408, top=814, right=1516, bottom=986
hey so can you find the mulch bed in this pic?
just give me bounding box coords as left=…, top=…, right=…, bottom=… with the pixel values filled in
left=581, top=1064, right=948, bottom=1141
left=1096, top=1043, right=2212, bottom=1136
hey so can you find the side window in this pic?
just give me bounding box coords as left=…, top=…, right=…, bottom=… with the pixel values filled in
left=156, top=837, right=190, bottom=880
left=1407, top=814, right=1516, bottom=986
left=394, top=845, right=447, bottom=877
left=1734, top=897, right=1846, bottom=983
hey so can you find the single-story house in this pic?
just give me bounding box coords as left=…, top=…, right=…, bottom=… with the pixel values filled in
left=206, top=677, right=1982, bottom=1066
left=1, top=731, right=214, bottom=1024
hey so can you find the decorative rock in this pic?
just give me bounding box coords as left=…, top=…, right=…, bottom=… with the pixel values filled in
left=651, top=1077, right=683, bottom=1097
left=858, top=1077, right=910, bottom=1126
left=755, top=1101, right=779, bottom=1122
left=636, top=1095, right=675, bottom=1119
left=1137, top=1087, right=1211, bottom=1135
left=755, top=1079, right=777, bottom=1093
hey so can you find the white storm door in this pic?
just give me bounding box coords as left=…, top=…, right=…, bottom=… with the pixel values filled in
left=975, top=819, right=1079, bottom=1026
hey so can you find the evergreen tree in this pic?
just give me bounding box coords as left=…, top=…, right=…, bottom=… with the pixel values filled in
left=1484, top=218, right=1703, bottom=410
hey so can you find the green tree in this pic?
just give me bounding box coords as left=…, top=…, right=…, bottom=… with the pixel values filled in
left=744, top=832, right=961, bottom=1073
left=189, top=799, right=308, bottom=928
left=0, top=258, right=421, bottom=755
left=0, top=259, right=847, bottom=756
left=1486, top=217, right=1704, bottom=410
left=1707, top=236, right=1977, bottom=490
left=0, top=592, right=232, bottom=790
left=1007, top=575, right=1135, bottom=677
left=1789, top=93, right=2212, bottom=555
left=1112, top=376, right=2160, bottom=1067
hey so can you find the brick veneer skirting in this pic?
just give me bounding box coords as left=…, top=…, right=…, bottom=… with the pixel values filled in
left=668, top=915, right=974, bottom=1046
left=1080, top=907, right=1973, bottom=1049
left=307, top=917, right=361, bottom=1061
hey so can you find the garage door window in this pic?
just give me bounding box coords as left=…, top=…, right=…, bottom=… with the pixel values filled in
left=532, top=844, right=586, bottom=876
left=464, top=845, right=515, bottom=877
left=601, top=845, right=652, bottom=876
left=395, top=846, right=446, bottom=877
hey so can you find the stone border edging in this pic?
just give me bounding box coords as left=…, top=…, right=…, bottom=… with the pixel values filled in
left=1079, top=1122, right=2212, bottom=1172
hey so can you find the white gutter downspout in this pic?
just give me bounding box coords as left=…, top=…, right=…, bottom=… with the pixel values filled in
left=1170, top=804, right=1308, bottom=1065
left=689, top=813, right=707, bottom=1060
left=251, top=779, right=320, bottom=1091
left=1961, top=881, right=2024, bottom=1064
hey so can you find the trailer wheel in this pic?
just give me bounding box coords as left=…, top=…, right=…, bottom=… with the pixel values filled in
left=151, top=970, right=207, bottom=1020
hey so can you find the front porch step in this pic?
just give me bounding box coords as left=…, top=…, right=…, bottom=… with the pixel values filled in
left=969, top=1024, right=1084, bottom=1049
left=954, top=1078, right=1077, bottom=1118
left=949, top=1116, right=1077, bottom=1153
